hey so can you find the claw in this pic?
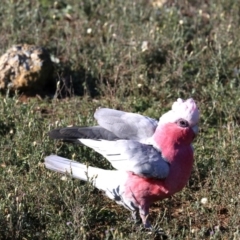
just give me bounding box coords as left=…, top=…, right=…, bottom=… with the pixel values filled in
left=145, top=227, right=168, bottom=239
left=139, top=206, right=151, bottom=228
left=131, top=210, right=141, bottom=224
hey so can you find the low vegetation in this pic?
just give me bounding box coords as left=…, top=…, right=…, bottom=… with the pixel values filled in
left=0, top=0, right=239, bottom=239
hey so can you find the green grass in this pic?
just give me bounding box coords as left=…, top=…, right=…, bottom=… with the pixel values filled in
left=0, top=0, right=240, bottom=239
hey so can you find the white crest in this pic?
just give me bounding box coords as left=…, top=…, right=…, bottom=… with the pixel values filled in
left=159, top=98, right=200, bottom=127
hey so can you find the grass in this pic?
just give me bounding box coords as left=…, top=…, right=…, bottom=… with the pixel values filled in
left=0, top=0, right=240, bottom=239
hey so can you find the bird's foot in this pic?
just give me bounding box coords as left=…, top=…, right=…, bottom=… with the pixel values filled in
left=131, top=211, right=142, bottom=225
left=143, top=226, right=168, bottom=239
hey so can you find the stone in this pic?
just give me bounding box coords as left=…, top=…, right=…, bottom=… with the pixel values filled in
left=0, top=44, right=54, bottom=94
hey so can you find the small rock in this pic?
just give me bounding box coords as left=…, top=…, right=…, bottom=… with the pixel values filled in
left=0, top=44, right=54, bottom=94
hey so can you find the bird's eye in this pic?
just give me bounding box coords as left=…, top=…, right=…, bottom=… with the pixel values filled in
left=177, top=119, right=189, bottom=128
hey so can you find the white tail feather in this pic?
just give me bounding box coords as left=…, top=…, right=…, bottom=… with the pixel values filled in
left=45, top=155, right=103, bottom=182
left=44, top=155, right=127, bottom=193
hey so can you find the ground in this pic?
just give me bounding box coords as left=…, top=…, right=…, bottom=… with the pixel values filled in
left=0, top=0, right=239, bottom=239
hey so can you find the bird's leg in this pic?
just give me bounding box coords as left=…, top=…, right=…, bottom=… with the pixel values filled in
left=131, top=210, right=141, bottom=224
left=139, top=206, right=151, bottom=229
left=139, top=206, right=166, bottom=235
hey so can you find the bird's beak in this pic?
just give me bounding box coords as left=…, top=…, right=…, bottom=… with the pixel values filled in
left=191, top=125, right=199, bottom=135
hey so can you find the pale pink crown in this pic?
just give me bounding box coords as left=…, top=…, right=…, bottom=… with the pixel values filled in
left=159, top=98, right=200, bottom=127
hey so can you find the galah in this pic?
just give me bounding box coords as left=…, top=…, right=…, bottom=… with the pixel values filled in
left=44, top=98, right=200, bottom=229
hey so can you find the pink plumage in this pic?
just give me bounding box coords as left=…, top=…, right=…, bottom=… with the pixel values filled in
left=44, top=98, right=200, bottom=229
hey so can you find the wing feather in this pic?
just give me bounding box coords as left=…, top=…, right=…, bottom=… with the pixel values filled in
left=48, top=108, right=158, bottom=143
left=48, top=126, right=120, bottom=142
left=94, top=108, right=158, bottom=142
left=48, top=108, right=165, bottom=178
left=80, top=139, right=169, bottom=179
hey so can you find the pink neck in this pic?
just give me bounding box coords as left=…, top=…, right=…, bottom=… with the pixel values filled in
left=153, top=123, right=195, bottom=163
left=152, top=123, right=195, bottom=194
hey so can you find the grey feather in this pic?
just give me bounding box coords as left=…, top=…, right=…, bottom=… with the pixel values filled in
left=49, top=126, right=120, bottom=142
left=94, top=108, right=158, bottom=142
left=80, top=139, right=170, bottom=179
left=48, top=108, right=168, bottom=179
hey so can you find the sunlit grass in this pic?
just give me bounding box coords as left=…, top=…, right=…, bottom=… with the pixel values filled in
left=0, top=0, right=240, bottom=239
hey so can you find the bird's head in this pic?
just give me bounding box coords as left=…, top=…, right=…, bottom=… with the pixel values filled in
left=159, top=98, right=200, bottom=135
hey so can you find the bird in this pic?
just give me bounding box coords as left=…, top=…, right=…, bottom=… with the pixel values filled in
left=44, top=98, right=200, bottom=229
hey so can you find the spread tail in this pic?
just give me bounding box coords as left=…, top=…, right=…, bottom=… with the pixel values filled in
left=44, top=155, right=102, bottom=182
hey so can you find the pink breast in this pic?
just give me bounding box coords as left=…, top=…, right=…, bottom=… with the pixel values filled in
left=123, top=172, right=169, bottom=206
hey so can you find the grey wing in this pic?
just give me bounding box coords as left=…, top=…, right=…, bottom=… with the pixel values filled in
left=94, top=108, right=158, bottom=142
left=48, top=126, right=120, bottom=143
left=80, top=139, right=170, bottom=179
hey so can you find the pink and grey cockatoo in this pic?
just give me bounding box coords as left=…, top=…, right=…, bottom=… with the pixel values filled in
left=44, top=98, right=199, bottom=229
